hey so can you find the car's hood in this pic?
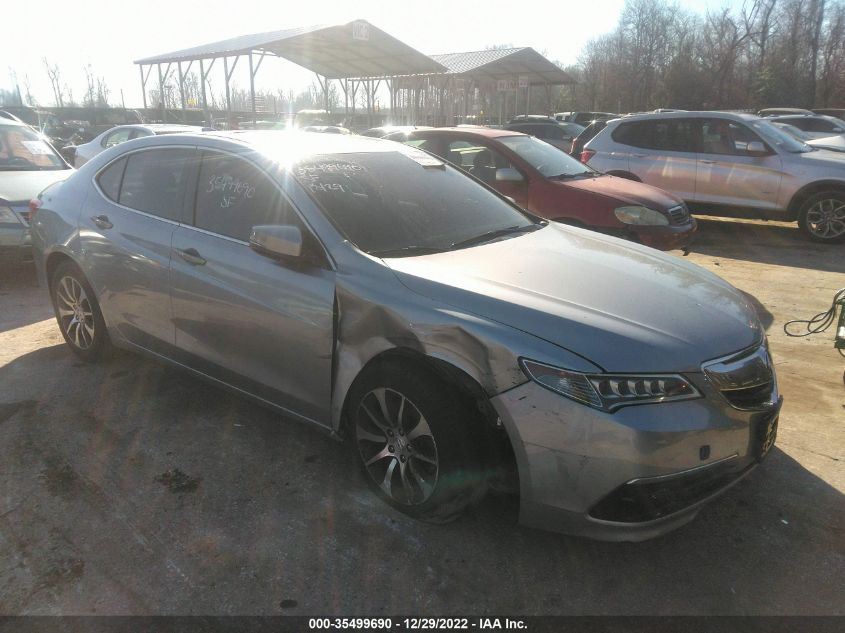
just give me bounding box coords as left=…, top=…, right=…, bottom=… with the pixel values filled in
left=794, top=145, right=845, bottom=166
left=385, top=224, right=762, bottom=373
left=555, top=174, right=683, bottom=211
left=807, top=135, right=845, bottom=151
left=0, top=169, right=73, bottom=204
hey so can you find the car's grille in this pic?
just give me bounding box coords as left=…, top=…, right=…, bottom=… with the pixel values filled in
left=589, top=456, right=754, bottom=523
left=667, top=205, right=689, bottom=225
left=702, top=344, right=778, bottom=411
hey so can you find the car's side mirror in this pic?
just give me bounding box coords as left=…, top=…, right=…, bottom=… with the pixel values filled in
left=249, top=225, right=302, bottom=259
left=746, top=141, right=768, bottom=155
left=496, top=167, right=524, bottom=182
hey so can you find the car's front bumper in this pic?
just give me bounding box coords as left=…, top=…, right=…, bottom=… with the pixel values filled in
left=629, top=217, right=697, bottom=251
left=491, top=374, right=779, bottom=541
left=0, top=224, right=33, bottom=263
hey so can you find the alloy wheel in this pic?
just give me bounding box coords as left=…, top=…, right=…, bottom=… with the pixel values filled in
left=55, top=276, right=96, bottom=350
left=805, top=198, right=845, bottom=239
left=355, top=387, right=439, bottom=506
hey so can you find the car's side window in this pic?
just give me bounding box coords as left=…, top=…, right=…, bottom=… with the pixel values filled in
left=611, top=121, right=650, bottom=147
left=701, top=120, right=765, bottom=155
left=118, top=148, right=193, bottom=221
left=650, top=120, right=698, bottom=152
left=445, top=141, right=514, bottom=185
left=806, top=118, right=841, bottom=133
left=130, top=129, right=153, bottom=140
left=96, top=157, right=127, bottom=202
left=193, top=151, right=298, bottom=242
left=540, top=126, right=565, bottom=140
left=103, top=129, right=132, bottom=148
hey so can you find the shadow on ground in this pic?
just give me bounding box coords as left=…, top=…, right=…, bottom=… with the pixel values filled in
left=690, top=217, right=845, bottom=273
left=0, top=346, right=842, bottom=615
left=0, top=264, right=54, bottom=333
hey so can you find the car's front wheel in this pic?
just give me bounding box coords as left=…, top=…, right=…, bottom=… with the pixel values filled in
left=50, top=261, right=111, bottom=361
left=798, top=191, right=845, bottom=242
left=348, top=361, right=485, bottom=522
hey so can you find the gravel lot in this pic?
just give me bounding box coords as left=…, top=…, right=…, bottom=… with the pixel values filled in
left=0, top=216, right=843, bottom=615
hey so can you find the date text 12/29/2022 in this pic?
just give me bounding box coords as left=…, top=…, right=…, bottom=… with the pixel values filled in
left=308, top=618, right=527, bottom=630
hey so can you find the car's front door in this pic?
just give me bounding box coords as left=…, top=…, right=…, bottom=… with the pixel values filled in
left=79, top=146, right=194, bottom=350
left=695, top=119, right=783, bottom=210
left=169, top=149, right=336, bottom=428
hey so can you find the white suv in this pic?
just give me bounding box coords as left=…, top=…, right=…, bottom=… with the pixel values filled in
left=583, top=111, right=845, bottom=242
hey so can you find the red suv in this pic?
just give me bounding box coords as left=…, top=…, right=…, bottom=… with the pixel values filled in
left=385, top=127, right=696, bottom=251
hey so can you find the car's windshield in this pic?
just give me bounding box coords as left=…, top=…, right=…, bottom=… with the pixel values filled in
left=498, top=134, right=594, bottom=178
left=748, top=119, right=814, bottom=153
left=772, top=122, right=812, bottom=141
left=0, top=124, right=66, bottom=171
left=294, top=151, right=541, bottom=257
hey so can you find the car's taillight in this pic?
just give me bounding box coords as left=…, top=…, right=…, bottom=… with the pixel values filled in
left=580, top=149, right=596, bottom=164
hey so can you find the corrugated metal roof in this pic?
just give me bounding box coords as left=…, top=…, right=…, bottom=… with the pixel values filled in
left=429, top=47, right=573, bottom=85
left=429, top=48, right=523, bottom=74
left=134, top=20, right=446, bottom=79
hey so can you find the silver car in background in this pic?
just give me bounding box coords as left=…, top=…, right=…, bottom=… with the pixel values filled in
left=583, top=111, right=845, bottom=242
left=73, top=124, right=206, bottom=167
left=32, top=131, right=780, bottom=541
left=0, top=118, right=73, bottom=263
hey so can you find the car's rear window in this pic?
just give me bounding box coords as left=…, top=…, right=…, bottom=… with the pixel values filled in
left=0, top=124, right=66, bottom=171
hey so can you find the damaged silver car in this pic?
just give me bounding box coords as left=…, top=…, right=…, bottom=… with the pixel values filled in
left=31, top=131, right=781, bottom=541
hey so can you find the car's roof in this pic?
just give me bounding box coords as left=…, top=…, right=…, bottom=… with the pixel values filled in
left=405, top=126, right=523, bottom=138
left=0, top=118, right=28, bottom=128
left=769, top=113, right=840, bottom=121
left=607, top=110, right=760, bottom=123
left=173, top=129, right=429, bottom=157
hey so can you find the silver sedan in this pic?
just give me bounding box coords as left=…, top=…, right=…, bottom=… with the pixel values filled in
left=31, top=131, right=781, bottom=541
left=72, top=123, right=206, bottom=167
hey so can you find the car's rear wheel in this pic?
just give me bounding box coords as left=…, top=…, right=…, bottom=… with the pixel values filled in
left=348, top=361, right=485, bottom=522
left=798, top=192, right=845, bottom=242
left=51, top=261, right=110, bottom=361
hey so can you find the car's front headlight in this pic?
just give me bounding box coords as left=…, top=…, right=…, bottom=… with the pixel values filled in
left=614, top=205, right=669, bottom=226
left=520, top=359, right=701, bottom=412
left=0, top=205, right=22, bottom=224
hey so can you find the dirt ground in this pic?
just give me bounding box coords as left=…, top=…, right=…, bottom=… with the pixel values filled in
left=0, top=216, right=843, bottom=615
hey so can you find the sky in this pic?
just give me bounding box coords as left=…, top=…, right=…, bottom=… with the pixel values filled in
left=2, top=0, right=741, bottom=109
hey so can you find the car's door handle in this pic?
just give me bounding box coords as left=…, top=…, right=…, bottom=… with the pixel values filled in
left=90, top=214, right=113, bottom=229
left=176, top=247, right=207, bottom=266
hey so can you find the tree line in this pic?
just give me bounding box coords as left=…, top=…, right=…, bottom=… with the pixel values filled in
left=565, top=0, right=845, bottom=113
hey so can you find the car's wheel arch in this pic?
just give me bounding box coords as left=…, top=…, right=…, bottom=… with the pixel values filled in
left=45, top=249, right=80, bottom=288
left=787, top=180, right=845, bottom=221
left=336, top=347, right=519, bottom=490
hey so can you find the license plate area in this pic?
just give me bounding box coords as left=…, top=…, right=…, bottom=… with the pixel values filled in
left=753, top=397, right=782, bottom=461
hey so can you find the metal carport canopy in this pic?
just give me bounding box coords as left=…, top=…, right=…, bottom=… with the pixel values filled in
left=133, top=20, right=446, bottom=79
left=428, top=47, right=574, bottom=85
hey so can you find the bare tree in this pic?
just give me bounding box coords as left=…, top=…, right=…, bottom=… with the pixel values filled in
left=43, top=58, right=64, bottom=107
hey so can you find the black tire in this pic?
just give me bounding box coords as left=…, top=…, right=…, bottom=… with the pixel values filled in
left=50, top=260, right=111, bottom=362
left=798, top=191, right=845, bottom=243
left=347, top=360, right=486, bottom=523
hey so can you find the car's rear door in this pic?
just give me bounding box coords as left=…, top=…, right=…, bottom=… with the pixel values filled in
left=79, top=146, right=194, bottom=351
left=622, top=118, right=699, bottom=201
left=169, top=148, right=336, bottom=428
